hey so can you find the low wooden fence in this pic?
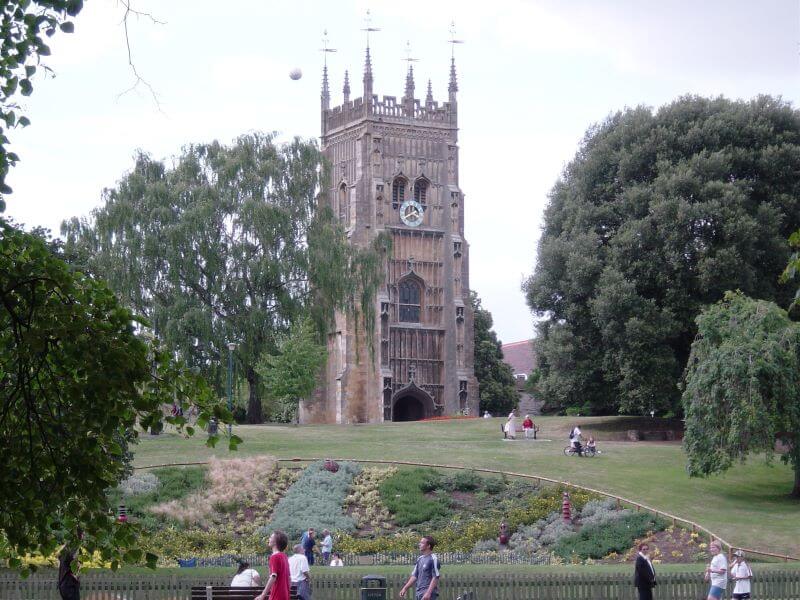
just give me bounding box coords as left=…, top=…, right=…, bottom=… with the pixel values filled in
left=2, top=570, right=800, bottom=599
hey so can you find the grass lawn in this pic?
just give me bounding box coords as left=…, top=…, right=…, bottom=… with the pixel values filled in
left=131, top=416, right=800, bottom=556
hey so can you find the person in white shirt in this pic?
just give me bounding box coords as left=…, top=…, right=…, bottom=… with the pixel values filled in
left=570, top=425, right=583, bottom=455
left=329, top=552, right=344, bottom=567
left=230, top=561, right=261, bottom=587
left=504, top=412, right=517, bottom=440
left=320, top=529, right=333, bottom=564
left=730, top=550, right=752, bottom=600
left=704, top=540, right=728, bottom=600
left=288, top=544, right=312, bottom=600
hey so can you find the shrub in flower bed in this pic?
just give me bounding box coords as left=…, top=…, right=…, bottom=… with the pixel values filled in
left=108, top=466, right=208, bottom=529
left=117, top=472, right=159, bottom=496
left=138, top=527, right=266, bottom=565
left=554, top=512, right=668, bottom=560
left=578, top=498, right=631, bottom=527
left=506, top=511, right=576, bottom=554
left=149, top=456, right=289, bottom=530
left=379, top=468, right=450, bottom=526
left=345, top=467, right=396, bottom=533
left=267, top=460, right=361, bottom=539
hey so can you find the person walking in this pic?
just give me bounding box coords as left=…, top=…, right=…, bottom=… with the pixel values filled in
left=300, top=527, right=316, bottom=566
left=399, top=536, right=441, bottom=600
left=255, top=530, right=291, bottom=600
left=704, top=540, right=728, bottom=600
left=288, top=544, right=312, bottom=600
left=730, top=550, right=753, bottom=600
left=633, top=542, right=656, bottom=600
left=320, top=529, right=333, bottom=564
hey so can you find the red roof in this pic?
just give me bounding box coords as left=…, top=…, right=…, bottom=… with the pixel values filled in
left=501, top=339, right=536, bottom=375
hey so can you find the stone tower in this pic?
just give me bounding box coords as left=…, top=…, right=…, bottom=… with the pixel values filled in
left=300, top=45, right=477, bottom=423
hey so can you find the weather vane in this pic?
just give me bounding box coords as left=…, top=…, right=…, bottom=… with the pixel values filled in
left=448, top=21, right=464, bottom=57
left=403, top=40, right=419, bottom=65
left=320, top=29, right=337, bottom=66
left=362, top=9, right=381, bottom=47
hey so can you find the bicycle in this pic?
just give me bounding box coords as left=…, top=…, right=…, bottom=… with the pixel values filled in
left=563, top=445, right=596, bottom=457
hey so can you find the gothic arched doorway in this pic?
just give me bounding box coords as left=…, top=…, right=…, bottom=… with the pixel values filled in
left=391, top=382, right=435, bottom=422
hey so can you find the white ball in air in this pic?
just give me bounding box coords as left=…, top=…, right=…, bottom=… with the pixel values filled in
left=289, top=68, right=303, bottom=80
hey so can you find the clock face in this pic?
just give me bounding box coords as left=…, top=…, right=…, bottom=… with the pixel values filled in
left=400, top=199, right=424, bottom=227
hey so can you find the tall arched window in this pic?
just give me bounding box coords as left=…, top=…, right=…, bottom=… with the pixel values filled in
left=338, top=183, right=348, bottom=223
left=413, top=178, right=429, bottom=206
left=398, top=280, right=421, bottom=322
left=392, top=177, right=407, bottom=209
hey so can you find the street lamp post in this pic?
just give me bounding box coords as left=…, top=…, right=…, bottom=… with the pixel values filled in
left=227, top=342, right=237, bottom=436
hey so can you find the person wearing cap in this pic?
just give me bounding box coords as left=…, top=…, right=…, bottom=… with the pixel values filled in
left=730, top=550, right=753, bottom=599
left=704, top=540, right=728, bottom=600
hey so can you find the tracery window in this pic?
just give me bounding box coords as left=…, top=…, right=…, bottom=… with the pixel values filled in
left=413, top=178, right=428, bottom=206
left=392, top=177, right=407, bottom=209
left=398, top=280, right=421, bottom=323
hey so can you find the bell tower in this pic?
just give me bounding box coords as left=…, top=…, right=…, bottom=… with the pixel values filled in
left=301, top=30, right=477, bottom=423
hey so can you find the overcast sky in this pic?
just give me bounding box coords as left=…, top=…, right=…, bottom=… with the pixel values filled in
left=5, top=0, right=800, bottom=343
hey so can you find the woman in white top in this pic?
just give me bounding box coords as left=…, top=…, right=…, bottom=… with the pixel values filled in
left=329, top=552, right=344, bottom=567
left=730, top=550, right=752, bottom=600
left=504, top=412, right=517, bottom=439
left=230, top=561, right=261, bottom=587
left=704, top=540, right=728, bottom=600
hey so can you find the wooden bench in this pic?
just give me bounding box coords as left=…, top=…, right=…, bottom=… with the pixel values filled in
left=190, top=585, right=300, bottom=599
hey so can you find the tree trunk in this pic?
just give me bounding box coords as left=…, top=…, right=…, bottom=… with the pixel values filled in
left=792, top=463, right=800, bottom=499
left=246, top=367, right=263, bottom=424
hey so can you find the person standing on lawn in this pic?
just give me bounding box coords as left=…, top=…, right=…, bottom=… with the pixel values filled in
left=399, top=536, right=440, bottom=600
left=320, top=529, right=333, bottom=564
left=633, top=542, right=657, bottom=600
left=704, top=540, right=728, bottom=600
left=730, top=550, right=753, bottom=600
left=255, top=530, right=290, bottom=600
left=288, top=544, right=312, bottom=600
left=300, top=527, right=316, bottom=566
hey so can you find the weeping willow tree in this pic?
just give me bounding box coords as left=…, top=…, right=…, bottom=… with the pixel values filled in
left=62, top=133, right=386, bottom=423
left=682, top=291, right=800, bottom=497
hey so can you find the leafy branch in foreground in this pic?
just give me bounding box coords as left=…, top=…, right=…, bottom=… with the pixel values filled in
left=0, top=219, right=235, bottom=574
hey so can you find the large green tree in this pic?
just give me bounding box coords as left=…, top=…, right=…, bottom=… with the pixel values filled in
left=62, top=134, right=383, bottom=423
left=525, top=95, right=800, bottom=416
left=0, top=219, right=232, bottom=572
left=257, top=316, right=327, bottom=422
left=470, top=292, right=519, bottom=415
left=682, top=291, right=800, bottom=497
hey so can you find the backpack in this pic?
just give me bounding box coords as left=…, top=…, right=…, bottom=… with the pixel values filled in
left=569, top=430, right=574, bottom=439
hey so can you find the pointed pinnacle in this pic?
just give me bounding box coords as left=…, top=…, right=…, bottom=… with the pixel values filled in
left=426, top=79, right=433, bottom=104
left=448, top=57, right=458, bottom=93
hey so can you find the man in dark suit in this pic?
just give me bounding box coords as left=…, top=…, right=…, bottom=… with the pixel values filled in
left=634, top=542, right=657, bottom=600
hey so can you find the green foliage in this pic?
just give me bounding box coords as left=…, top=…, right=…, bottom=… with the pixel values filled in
left=267, top=461, right=361, bottom=539
left=257, top=317, right=327, bottom=422
left=379, top=468, right=449, bottom=526
left=525, top=96, right=800, bottom=416
left=681, top=291, right=800, bottom=496
left=780, top=229, right=800, bottom=314
left=138, top=528, right=265, bottom=563
left=0, top=219, right=230, bottom=574
left=61, top=134, right=386, bottom=423
left=554, top=512, right=668, bottom=560
left=0, top=0, right=83, bottom=205
left=470, top=292, right=519, bottom=415
left=443, top=470, right=483, bottom=492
